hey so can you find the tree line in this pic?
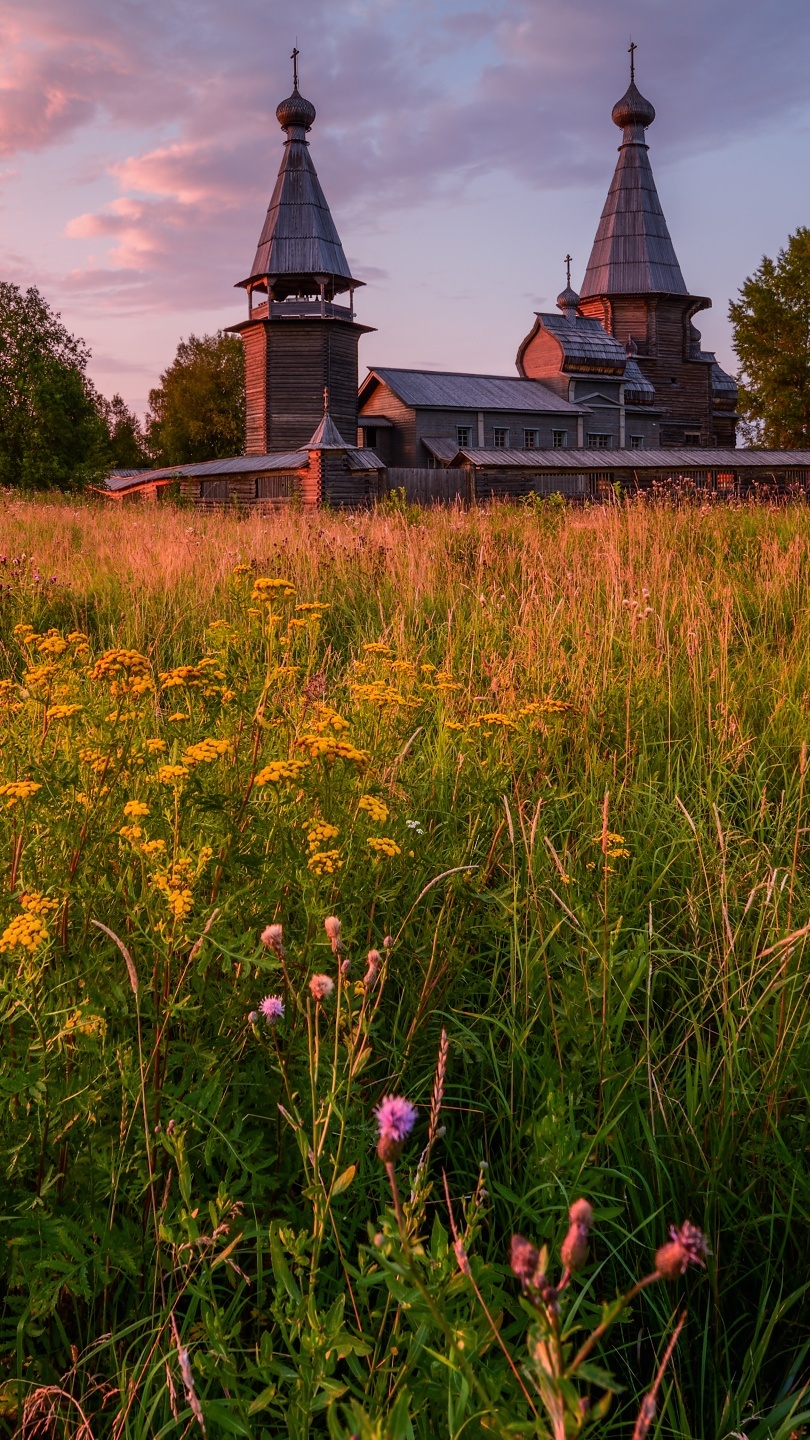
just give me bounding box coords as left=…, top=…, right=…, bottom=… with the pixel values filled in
left=0, top=283, right=245, bottom=489
left=2, top=230, right=810, bottom=489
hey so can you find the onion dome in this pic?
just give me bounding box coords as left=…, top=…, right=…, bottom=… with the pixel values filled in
left=625, top=335, right=638, bottom=356
left=612, top=81, right=655, bottom=131
left=276, top=87, right=317, bottom=132
left=556, top=284, right=580, bottom=321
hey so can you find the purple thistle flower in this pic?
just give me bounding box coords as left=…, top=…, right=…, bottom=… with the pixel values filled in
left=375, top=1095, right=418, bottom=1162
left=260, top=994, right=285, bottom=1023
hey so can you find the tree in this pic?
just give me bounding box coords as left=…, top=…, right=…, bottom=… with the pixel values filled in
left=97, top=392, right=150, bottom=469
left=0, top=283, right=109, bottom=489
left=146, top=333, right=245, bottom=465
left=729, top=227, right=810, bottom=447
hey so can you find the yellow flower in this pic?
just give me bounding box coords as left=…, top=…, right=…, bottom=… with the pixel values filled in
left=296, top=735, right=367, bottom=765
left=0, top=912, right=49, bottom=953
left=123, top=800, right=150, bottom=818
left=141, top=839, right=166, bottom=856
left=24, top=664, right=57, bottom=688
left=221, top=690, right=236, bottom=702
left=357, top=795, right=389, bottom=824
left=90, top=648, right=150, bottom=682
left=157, top=764, right=189, bottom=785
left=367, top=837, right=402, bottom=858
left=168, top=712, right=190, bottom=723
left=520, top=699, right=575, bottom=717
left=0, top=780, right=42, bottom=806
left=311, top=703, right=349, bottom=734
left=307, top=849, right=342, bottom=876
left=295, top=602, right=328, bottom=613
left=251, top=577, right=296, bottom=601
left=306, top=821, right=340, bottom=852
left=351, top=681, right=415, bottom=709
left=19, top=892, right=59, bottom=915
left=254, top=759, right=309, bottom=785
left=145, top=738, right=166, bottom=753
left=119, top=824, right=144, bottom=842
left=444, top=720, right=464, bottom=732
left=36, top=635, right=68, bottom=657
left=231, top=564, right=253, bottom=579
left=67, top=631, right=89, bottom=644
left=362, top=642, right=393, bottom=656
left=46, top=703, right=83, bottom=720
left=474, top=712, right=517, bottom=730
left=183, top=737, right=231, bottom=766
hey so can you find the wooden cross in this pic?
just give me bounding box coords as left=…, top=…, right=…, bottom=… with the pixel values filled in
left=564, top=253, right=572, bottom=287
left=323, top=385, right=330, bottom=414
left=291, top=46, right=300, bottom=89
left=628, top=39, right=637, bottom=82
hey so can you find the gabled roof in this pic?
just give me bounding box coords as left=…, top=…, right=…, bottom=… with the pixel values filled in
left=361, top=368, right=584, bottom=414
left=239, top=87, right=360, bottom=296
left=580, top=79, right=689, bottom=298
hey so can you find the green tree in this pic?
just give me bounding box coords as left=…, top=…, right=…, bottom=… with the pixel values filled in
left=730, top=227, right=810, bottom=447
left=0, top=283, right=109, bottom=489
left=97, top=392, right=149, bottom=469
left=146, top=332, right=245, bottom=465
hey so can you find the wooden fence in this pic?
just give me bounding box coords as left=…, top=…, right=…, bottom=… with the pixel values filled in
left=383, top=468, right=472, bottom=506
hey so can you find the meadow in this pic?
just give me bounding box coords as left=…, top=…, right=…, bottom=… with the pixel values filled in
left=1, top=492, right=810, bottom=1440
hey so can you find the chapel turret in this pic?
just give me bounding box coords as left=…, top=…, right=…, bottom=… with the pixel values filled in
left=228, top=52, right=373, bottom=454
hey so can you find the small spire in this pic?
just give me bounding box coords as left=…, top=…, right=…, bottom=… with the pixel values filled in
left=628, top=39, right=636, bottom=83
left=291, top=45, right=300, bottom=90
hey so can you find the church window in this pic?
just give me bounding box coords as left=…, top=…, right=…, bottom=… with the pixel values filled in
left=457, top=426, right=472, bottom=447
left=524, top=429, right=540, bottom=449
left=630, top=435, right=644, bottom=449
left=552, top=430, right=567, bottom=449
left=493, top=428, right=509, bottom=448
left=364, top=427, right=377, bottom=448
left=587, top=433, right=611, bottom=449
left=684, top=432, right=701, bottom=445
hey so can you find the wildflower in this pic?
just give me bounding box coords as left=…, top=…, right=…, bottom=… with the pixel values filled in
left=655, top=1221, right=709, bottom=1280
left=261, top=923, right=284, bottom=955
left=295, top=602, right=328, bottom=614
left=367, top=837, right=401, bottom=858
left=145, top=738, right=167, bottom=753
left=251, top=576, right=296, bottom=601
left=560, top=1198, right=593, bottom=1273
left=362, top=642, right=393, bottom=656
left=0, top=780, right=42, bottom=807
left=375, top=1095, right=418, bottom=1163
left=254, top=759, right=309, bottom=785
left=168, top=713, right=190, bottom=723
left=510, top=1235, right=543, bottom=1289
left=296, top=735, right=367, bottom=765
left=141, top=839, right=166, bottom=855
left=260, top=995, right=285, bottom=1024
left=157, top=765, right=189, bottom=785
left=308, top=849, right=342, bottom=876
left=307, top=821, right=340, bottom=852
left=123, top=800, right=150, bottom=818
left=364, top=949, right=381, bottom=988
left=309, top=973, right=334, bottom=1002
left=324, top=915, right=341, bottom=954
left=443, top=720, right=464, bottom=732
left=475, top=712, right=517, bottom=730
left=119, top=825, right=144, bottom=842
left=90, top=648, right=150, bottom=682
left=358, top=794, right=389, bottom=824
left=311, top=703, right=349, bottom=733
left=183, top=737, right=231, bottom=766
left=0, top=912, right=49, bottom=953
left=19, top=893, right=59, bottom=915
left=46, top=703, right=82, bottom=720
left=405, top=819, right=424, bottom=834
left=383, top=935, right=394, bottom=950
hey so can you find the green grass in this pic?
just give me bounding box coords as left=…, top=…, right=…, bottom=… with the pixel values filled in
left=0, top=494, right=809, bottom=1438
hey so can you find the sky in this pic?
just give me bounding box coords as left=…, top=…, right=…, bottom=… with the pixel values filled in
left=2, top=0, right=810, bottom=418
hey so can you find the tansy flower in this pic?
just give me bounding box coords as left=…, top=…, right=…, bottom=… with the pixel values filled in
left=357, top=795, right=389, bottom=824
left=254, top=759, right=309, bottom=785
left=123, top=800, right=150, bottom=818
left=367, top=837, right=401, bottom=858
left=157, top=765, right=189, bottom=785
left=0, top=780, right=42, bottom=807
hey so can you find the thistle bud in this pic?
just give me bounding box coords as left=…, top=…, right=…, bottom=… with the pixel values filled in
left=510, top=1234, right=543, bottom=1288
left=364, top=949, right=381, bottom=988
left=383, top=935, right=394, bottom=950
left=261, top=923, right=284, bottom=955
left=655, top=1220, right=708, bottom=1280
left=340, top=957, right=351, bottom=979
left=560, top=1198, right=592, bottom=1273
left=324, top=916, right=342, bottom=954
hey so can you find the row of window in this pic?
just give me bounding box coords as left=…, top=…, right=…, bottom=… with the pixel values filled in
left=456, top=427, right=646, bottom=451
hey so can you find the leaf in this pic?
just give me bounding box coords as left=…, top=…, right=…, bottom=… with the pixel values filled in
left=574, top=1362, right=622, bottom=1393
left=247, top=1385, right=277, bottom=1416
left=90, top=919, right=138, bottom=999
left=331, top=1165, right=356, bottom=1197
left=269, top=1223, right=301, bottom=1303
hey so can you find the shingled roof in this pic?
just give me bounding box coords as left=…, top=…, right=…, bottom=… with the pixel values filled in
left=238, top=85, right=360, bottom=298
left=362, top=368, right=584, bottom=414
left=580, top=78, right=688, bottom=298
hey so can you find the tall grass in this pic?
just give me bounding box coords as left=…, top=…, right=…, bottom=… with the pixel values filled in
left=0, top=493, right=809, bottom=1438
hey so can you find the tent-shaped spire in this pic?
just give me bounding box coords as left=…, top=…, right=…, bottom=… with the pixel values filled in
left=237, top=57, right=362, bottom=302
left=307, top=390, right=351, bottom=450
left=579, top=64, right=687, bottom=299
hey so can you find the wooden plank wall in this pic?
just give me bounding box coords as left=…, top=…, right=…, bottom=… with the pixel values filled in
left=385, top=468, right=470, bottom=505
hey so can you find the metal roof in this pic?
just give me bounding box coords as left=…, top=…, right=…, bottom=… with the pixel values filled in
left=451, top=447, right=810, bottom=471
left=533, top=313, right=627, bottom=371
left=307, top=411, right=351, bottom=449
left=364, top=368, right=584, bottom=414
left=580, top=81, right=689, bottom=299
left=357, top=415, right=394, bottom=427
left=239, top=99, right=359, bottom=294
left=422, top=437, right=462, bottom=462
left=104, top=452, right=308, bottom=491
left=623, top=357, right=656, bottom=402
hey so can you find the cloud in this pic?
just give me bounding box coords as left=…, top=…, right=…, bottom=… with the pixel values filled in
left=2, top=0, right=809, bottom=365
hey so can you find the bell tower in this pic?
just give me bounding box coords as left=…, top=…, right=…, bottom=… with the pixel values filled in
left=229, top=53, right=373, bottom=453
